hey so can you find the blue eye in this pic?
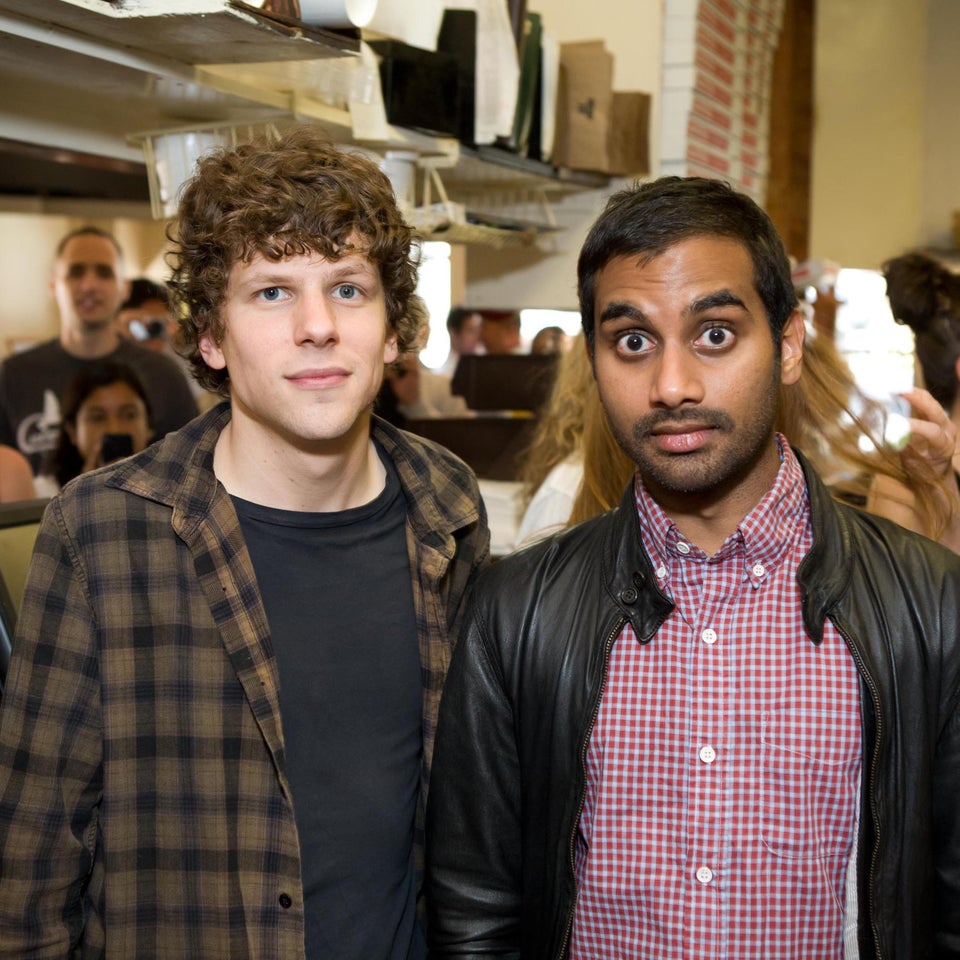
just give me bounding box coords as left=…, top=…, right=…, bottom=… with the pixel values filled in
left=336, top=283, right=358, bottom=299
left=260, top=287, right=283, bottom=302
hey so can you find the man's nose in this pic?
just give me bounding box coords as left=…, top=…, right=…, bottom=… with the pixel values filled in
left=649, top=343, right=705, bottom=408
left=294, top=292, right=338, bottom=345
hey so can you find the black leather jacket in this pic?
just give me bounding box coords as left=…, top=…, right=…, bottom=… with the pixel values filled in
left=426, top=456, right=960, bottom=959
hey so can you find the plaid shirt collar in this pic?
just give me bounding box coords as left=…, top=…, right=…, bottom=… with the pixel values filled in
left=107, top=403, right=482, bottom=545
left=634, top=434, right=809, bottom=587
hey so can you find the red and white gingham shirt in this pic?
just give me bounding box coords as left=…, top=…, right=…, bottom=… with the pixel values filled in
left=570, top=438, right=862, bottom=960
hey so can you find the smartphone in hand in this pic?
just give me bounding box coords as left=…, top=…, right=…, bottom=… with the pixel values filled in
left=100, top=432, right=135, bottom=465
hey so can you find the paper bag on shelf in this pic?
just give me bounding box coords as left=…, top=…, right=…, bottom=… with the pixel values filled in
left=551, top=40, right=650, bottom=176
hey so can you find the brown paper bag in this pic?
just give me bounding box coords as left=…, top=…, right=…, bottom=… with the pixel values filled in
left=552, top=41, right=614, bottom=173
left=552, top=40, right=650, bottom=176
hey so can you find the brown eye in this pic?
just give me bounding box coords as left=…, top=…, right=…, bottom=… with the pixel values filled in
left=704, top=327, right=732, bottom=346
left=618, top=332, right=649, bottom=354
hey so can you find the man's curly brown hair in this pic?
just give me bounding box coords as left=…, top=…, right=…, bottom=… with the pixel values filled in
left=167, top=126, right=427, bottom=396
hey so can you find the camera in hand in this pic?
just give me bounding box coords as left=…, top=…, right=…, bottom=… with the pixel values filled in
left=128, top=318, right=168, bottom=342
left=100, top=433, right=135, bottom=464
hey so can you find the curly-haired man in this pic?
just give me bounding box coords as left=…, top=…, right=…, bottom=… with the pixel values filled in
left=0, top=127, right=489, bottom=959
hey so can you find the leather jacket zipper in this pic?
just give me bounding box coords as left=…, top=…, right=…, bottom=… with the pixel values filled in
left=834, top=615, right=884, bottom=960
left=556, top=617, right=625, bottom=960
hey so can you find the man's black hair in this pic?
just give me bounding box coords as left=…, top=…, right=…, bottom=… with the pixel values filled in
left=578, top=177, right=798, bottom=353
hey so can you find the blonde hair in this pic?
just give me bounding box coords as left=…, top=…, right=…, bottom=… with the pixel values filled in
left=570, top=381, right=633, bottom=524
left=518, top=339, right=592, bottom=505
left=518, top=335, right=632, bottom=524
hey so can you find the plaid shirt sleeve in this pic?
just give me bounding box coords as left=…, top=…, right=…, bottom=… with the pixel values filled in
left=0, top=495, right=104, bottom=956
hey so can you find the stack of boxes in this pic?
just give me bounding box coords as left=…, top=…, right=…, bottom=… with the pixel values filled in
left=660, top=0, right=785, bottom=202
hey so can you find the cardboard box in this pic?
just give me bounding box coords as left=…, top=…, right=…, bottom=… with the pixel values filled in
left=607, top=92, right=651, bottom=176
left=552, top=40, right=650, bottom=176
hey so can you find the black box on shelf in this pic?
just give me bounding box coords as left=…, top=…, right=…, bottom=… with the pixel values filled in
left=436, top=9, right=477, bottom=145
left=369, top=39, right=462, bottom=138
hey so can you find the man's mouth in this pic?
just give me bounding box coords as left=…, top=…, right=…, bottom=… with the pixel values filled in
left=650, top=425, right=716, bottom=453
left=286, top=367, right=351, bottom=388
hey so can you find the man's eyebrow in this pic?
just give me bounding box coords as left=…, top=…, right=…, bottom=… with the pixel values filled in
left=599, top=301, right=648, bottom=325
left=327, top=259, right=377, bottom=279
left=687, top=289, right=748, bottom=315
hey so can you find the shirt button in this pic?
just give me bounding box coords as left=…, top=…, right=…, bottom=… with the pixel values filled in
left=656, top=564, right=667, bottom=579
left=676, top=541, right=691, bottom=555
left=696, top=866, right=714, bottom=884
left=278, top=893, right=293, bottom=909
left=699, top=745, right=717, bottom=764
left=701, top=628, right=717, bottom=645
left=752, top=562, right=766, bottom=577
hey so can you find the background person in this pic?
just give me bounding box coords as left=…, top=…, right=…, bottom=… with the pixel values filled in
left=530, top=324, right=570, bottom=356
left=439, top=305, right=485, bottom=375
left=873, top=251, right=960, bottom=550
left=39, top=360, right=153, bottom=494
left=0, top=227, right=197, bottom=475
left=118, top=275, right=215, bottom=408
left=478, top=309, right=523, bottom=355
left=117, top=276, right=173, bottom=352
left=377, top=354, right=470, bottom=428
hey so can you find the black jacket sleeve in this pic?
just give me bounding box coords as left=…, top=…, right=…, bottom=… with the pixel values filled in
left=426, top=598, right=523, bottom=959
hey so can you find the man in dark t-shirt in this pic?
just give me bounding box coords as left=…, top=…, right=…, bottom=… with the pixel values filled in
left=0, top=129, right=490, bottom=958
left=0, top=227, right=197, bottom=474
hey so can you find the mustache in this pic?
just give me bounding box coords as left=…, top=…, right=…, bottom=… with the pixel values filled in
left=631, top=408, right=735, bottom=439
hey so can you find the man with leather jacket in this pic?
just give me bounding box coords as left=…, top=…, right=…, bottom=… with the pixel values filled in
left=426, top=176, right=960, bottom=959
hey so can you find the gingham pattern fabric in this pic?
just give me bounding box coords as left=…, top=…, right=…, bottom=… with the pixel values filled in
left=570, top=439, right=861, bottom=960
left=0, top=403, right=488, bottom=958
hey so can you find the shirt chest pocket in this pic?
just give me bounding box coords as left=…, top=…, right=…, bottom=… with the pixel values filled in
left=760, top=708, right=861, bottom=861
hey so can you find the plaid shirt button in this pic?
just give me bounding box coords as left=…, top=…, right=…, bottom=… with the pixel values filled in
left=695, top=866, right=714, bottom=884
left=698, top=745, right=717, bottom=764
left=278, top=893, right=293, bottom=909
left=701, top=627, right=718, bottom=644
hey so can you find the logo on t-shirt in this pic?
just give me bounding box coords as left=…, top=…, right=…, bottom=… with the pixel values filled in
left=16, top=389, right=61, bottom=456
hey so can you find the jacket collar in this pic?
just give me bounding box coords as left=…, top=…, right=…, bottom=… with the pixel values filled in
left=603, top=448, right=853, bottom=646
left=792, top=449, right=855, bottom=643
left=601, top=482, right=675, bottom=643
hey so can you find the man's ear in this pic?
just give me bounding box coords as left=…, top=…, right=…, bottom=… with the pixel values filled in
left=780, top=309, right=805, bottom=386
left=199, top=332, right=227, bottom=371
left=383, top=332, right=399, bottom=366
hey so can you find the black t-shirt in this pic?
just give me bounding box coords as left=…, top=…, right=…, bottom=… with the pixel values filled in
left=233, top=450, right=424, bottom=960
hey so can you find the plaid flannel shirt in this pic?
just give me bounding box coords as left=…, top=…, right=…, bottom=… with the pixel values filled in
left=0, top=402, right=489, bottom=958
